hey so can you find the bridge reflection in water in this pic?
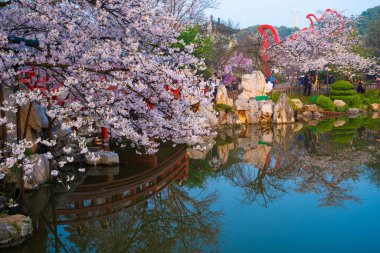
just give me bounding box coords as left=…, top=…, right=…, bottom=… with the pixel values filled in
left=55, top=145, right=189, bottom=225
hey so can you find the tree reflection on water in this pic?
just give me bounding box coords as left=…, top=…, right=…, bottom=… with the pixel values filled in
left=62, top=185, right=220, bottom=253
left=187, top=116, right=380, bottom=208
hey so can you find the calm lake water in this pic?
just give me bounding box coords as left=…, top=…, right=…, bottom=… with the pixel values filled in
left=7, top=115, right=380, bottom=253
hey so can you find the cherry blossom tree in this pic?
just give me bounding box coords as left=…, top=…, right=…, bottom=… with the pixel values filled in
left=0, top=1, right=210, bottom=187
left=267, top=11, right=378, bottom=76
left=159, top=0, right=218, bottom=26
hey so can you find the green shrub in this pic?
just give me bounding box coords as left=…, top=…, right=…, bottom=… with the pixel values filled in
left=271, top=92, right=281, bottom=103
left=316, top=95, right=335, bottom=111
left=330, top=80, right=362, bottom=108
left=330, top=95, right=362, bottom=108
left=331, top=81, right=355, bottom=90
left=214, top=103, right=235, bottom=113
left=335, top=104, right=349, bottom=112
left=359, top=89, right=380, bottom=106
left=330, top=90, right=356, bottom=96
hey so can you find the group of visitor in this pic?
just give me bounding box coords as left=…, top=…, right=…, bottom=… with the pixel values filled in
left=301, top=73, right=319, bottom=96
left=356, top=80, right=366, bottom=94
left=196, top=73, right=224, bottom=97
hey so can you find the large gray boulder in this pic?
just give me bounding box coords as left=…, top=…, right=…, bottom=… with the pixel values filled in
left=2, top=85, right=48, bottom=145
left=197, top=103, right=219, bottom=127
left=238, top=71, right=270, bottom=100
left=333, top=100, right=347, bottom=109
left=23, top=154, right=50, bottom=190
left=370, top=103, right=380, bottom=112
left=348, top=108, right=360, bottom=114
left=303, top=104, right=318, bottom=112
left=273, top=94, right=294, bottom=124
left=0, top=215, right=33, bottom=248
left=291, top=99, right=303, bottom=111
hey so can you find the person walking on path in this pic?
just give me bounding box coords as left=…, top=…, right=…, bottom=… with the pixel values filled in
left=303, top=74, right=312, bottom=96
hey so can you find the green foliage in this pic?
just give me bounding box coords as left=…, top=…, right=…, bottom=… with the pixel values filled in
left=331, top=81, right=355, bottom=90
left=0, top=210, right=9, bottom=218
left=289, top=100, right=298, bottom=111
left=24, top=148, right=33, bottom=157
left=359, top=89, right=380, bottom=106
left=176, top=26, right=212, bottom=59
left=316, top=95, right=335, bottom=111
left=244, top=25, right=296, bottom=38
left=214, top=104, right=235, bottom=113
left=330, top=81, right=362, bottom=108
left=270, top=92, right=281, bottom=103
left=175, top=26, right=213, bottom=77
left=329, top=95, right=362, bottom=108
left=330, top=90, right=357, bottom=96
left=335, top=104, right=349, bottom=112
left=358, top=5, right=380, bottom=58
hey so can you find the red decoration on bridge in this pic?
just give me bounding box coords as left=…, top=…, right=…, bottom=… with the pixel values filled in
left=259, top=9, right=345, bottom=74
left=257, top=25, right=281, bottom=77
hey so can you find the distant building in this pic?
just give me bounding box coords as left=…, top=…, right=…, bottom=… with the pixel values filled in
left=204, top=15, right=239, bottom=42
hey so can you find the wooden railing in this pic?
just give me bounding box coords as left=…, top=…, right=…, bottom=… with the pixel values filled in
left=54, top=146, right=189, bottom=225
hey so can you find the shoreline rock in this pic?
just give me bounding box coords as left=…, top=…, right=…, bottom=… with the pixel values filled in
left=0, top=215, right=33, bottom=249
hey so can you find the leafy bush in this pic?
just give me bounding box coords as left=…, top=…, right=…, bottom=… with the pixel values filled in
left=330, top=80, right=362, bottom=108
left=330, top=90, right=356, bottom=96
left=331, top=81, right=355, bottom=90
left=214, top=103, right=235, bottom=113
left=316, top=95, right=335, bottom=111
left=335, top=104, right=349, bottom=112
left=270, top=92, right=281, bottom=103
left=359, top=89, right=380, bottom=106
left=329, top=95, right=362, bottom=108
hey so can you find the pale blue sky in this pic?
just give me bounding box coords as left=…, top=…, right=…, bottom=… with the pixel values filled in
left=206, top=0, right=380, bottom=28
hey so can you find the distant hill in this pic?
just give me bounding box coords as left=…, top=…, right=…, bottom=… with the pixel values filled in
left=358, top=5, right=380, bottom=35
left=358, top=5, right=380, bottom=57
left=242, top=25, right=297, bottom=39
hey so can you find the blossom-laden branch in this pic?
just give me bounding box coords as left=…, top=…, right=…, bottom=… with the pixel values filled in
left=0, top=1, right=211, bottom=183
left=267, top=12, right=378, bottom=75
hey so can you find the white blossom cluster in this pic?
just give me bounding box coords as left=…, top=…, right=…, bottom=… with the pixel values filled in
left=0, top=1, right=211, bottom=182
left=267, top=12, right=378, bottom=75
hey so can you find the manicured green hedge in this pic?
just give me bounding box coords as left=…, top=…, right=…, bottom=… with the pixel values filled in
left=316, top=95, right=335, bottom=111
left=330, top=90, right=356, bottom=96
left=335, top=104, right=349, bottom=112
left=330, top=80, right=362, bottom=108
left=331, top=81, right=355, bottom=90
left=329, top=95, right=362, bottom=108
